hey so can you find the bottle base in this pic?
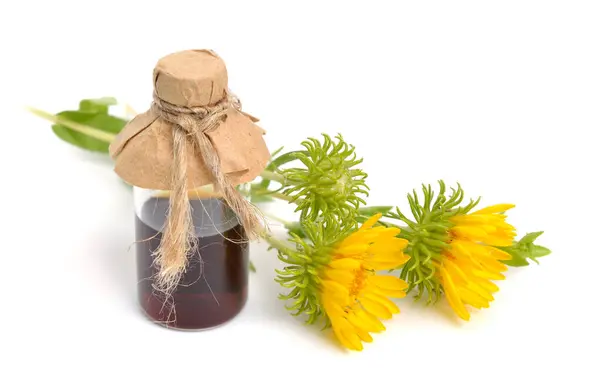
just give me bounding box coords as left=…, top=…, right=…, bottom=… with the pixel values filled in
left=137, top=291, right=248, bottom=331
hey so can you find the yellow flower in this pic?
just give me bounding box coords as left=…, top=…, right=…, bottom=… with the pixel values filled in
left=320, top=214, right=410, bottom=350
left=437, top=204, right=516, bottom=320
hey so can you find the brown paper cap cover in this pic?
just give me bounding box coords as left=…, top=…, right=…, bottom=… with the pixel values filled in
left=109, top=50, right=270, bottom=190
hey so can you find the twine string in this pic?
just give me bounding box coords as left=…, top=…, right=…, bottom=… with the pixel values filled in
left=150, top=91, right=264, bottom=294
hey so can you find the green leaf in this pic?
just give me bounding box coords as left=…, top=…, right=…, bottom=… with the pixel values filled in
left=518, top=231, right=544, bottom=245
left=531, top=245, right=551, bottom=258
left=52, top=108, right=127, bottom=153
left=79, top=97, right=118, bottom=114
left=502, top=251, right=530, bottom=267
left=249, top=261, right=257, bottom=272
left=498, top=231, right=550, bottom=267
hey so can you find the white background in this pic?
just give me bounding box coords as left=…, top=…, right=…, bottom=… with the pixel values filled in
left=1, top=1, right=599, bottom=390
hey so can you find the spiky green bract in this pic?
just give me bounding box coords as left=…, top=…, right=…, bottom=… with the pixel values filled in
left=272, top=216, right=354, bottom=325
left=279, top=134, right=369, bottom=222
left=499, top=231, right=551, bottom=267
left=386, top=181, right=480, bottom=304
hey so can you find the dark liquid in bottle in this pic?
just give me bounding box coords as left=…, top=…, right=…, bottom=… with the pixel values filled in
left=135, top=197, right=248, bottom=330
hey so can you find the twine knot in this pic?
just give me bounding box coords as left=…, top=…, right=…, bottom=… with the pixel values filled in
left=152, top=90, right=241, bottom=121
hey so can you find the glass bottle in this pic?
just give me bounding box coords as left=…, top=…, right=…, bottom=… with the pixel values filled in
left=133, top=185, right=249, bottom=330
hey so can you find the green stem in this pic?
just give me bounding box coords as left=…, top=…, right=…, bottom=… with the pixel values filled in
left=250, top=187, right=295, bottom=203
left=27, top=107, right=116, bottom=143
left=258, top=169, right=287, bottom=184
left=264, top=234, right=293, bottom=253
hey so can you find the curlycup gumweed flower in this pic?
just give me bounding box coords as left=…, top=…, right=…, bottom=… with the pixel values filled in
left=276, top=134, right=369, bottom=221
left=436, top=204, right=516, bottom=320
left=269, top=214, right=410, bottom=351
left=387, top=181, right=549, bottom=321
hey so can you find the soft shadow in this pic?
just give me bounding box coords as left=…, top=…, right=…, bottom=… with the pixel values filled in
left=391, top=290, right=468, bottom=327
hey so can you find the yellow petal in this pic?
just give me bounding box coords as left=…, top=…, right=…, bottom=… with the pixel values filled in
left=479, top=257, right=508, bottom=273
left=367, top=254, right=411, bottom=270
left=489, top=247, right=512, bottom=261
left=440, top=266, right=470, bottom=321
left=335, top=243, right=369, bottom=257
left=346, top=312, right=375, bottom=333
left=450, top=240, right=475, bottom=259
left=322, top=298, right=346, bottom=317
left=354, top=226, right=401, bottom=241
left=472, top=268, right=505, bottom=281
left=355, top=328, right=374, bottom=343
left=332, top=321, right=363, bottom=351
left=451, top=241, right=510, bottom=270
left=328, top=258, right=361, bottom=270
left=363, top=291, right=400, bottom=315
left=471, top=276, right=499, bottom=293
left=481, top=230, right=516, bottom=246
left=466, top=281, right=494, bottom=302
left=445, top=249, right=481, bottom=271
left=378, top=227, right=403, bottom=238
left=340, top=230, right=376, bottom=246
left=355, top=309, right=386, bottom=332
left=451, top=226, right=488, bottom=241
left=360, top=296, right=393, bottom=319
left=458, top=287, right=490, bottom=309
left=450, top=214, right=495, bottom=225
left=472, top=204, right=515, bottom=215
left=370, top=237, right=409, bottom=253
left=359, top=213, right=382, bottom=231
left=477, top=224, right=504, bottom=234
left=340, top=324, right=364, bottom=351
left=320, top=280, right=350, bottom=300
left=323, top=269, right=354, bottom=284
left=371, top=286, right=407, bottom=299
left=370, top=275, right=409, bottom=291
left=442, top=257, right=469, bottom=285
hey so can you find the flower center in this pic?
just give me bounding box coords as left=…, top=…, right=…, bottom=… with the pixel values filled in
left=348, top=267, right=368, bottom=299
